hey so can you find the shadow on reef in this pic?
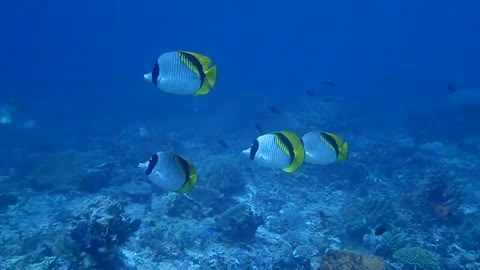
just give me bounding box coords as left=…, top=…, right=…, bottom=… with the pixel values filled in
left=0, top=193, right=18, bottom=213
left=401, top=166, right=465, bottom=226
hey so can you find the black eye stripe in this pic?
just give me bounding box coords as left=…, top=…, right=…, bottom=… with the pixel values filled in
left=145, top=153, right=158, bottom=175
left=250, top=139, right=259, bottom=160
left=151, top=62, right=160, bottom=86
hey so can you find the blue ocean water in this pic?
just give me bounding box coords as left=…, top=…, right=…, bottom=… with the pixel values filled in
left=1, top=0, right=480, bottom=269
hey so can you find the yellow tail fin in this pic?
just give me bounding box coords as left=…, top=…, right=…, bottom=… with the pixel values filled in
left=176, top=155, right=198, bottom=194
left=194, top=83, right=210, bottom=96
left=205, top=65, right=217, bottom=88
left=337, top=141, right=348, bottom=161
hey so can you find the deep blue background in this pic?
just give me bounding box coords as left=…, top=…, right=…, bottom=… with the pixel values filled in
left=1, top=0, right=479, bottom=147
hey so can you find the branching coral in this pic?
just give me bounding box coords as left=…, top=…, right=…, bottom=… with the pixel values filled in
left=69, top=196, right=141, bottom=268
left=319, top=250, right=389, bottom=270
left=293, top=245, right=319, bottom=258
left=342, top=196, right=398, bottom=244
left=393, top=247, right=440, bottom=270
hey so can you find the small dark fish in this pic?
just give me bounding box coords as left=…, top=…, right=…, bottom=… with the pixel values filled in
left=148, top=220, right=157, bottom=227
left=447, top=85, right=457, bottom=92
left=1, top=99, right=22, bottom=109
left=305, top=90, right=315, bottom=97
left=374, top=223, right=388, bottom=236
left=267, top=106, right=281, bottom=114
left=321, top=97, right=335, bottom=102
left=217, top=139, right=229, bottom=148
left=323, top=80, right=336, bottom=87
left=255, top=123, right=263, bottom=133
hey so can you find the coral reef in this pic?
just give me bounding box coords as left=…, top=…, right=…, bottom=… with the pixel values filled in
left=24, top=150, right=117, bottom=193
left=215, top=203, right=264, bottom=242
left=2, top=121, right=480, bottom=269
left=393, top=247, right=440, bottom=270
left=293, top=244, right=319, bottom=258
left=69, top=195, right=141, bottom=268
left=197, top=155, right=248, bottom=197
left=78, top=162, right=116, bottom=193
left=408, top=166, right=465, bottom=224
left=319, top=249, right=390, bottom=270
left=459, top=215, right=480, bottom=251
left=166, top=195, right=205, bottom=220
left=342, top=196, right=399, bottom=245
left=119, top=180, right=152, bottom=204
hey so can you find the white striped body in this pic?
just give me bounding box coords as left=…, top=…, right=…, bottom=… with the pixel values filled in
left=144, top=51, right=202, bottom=95
left=157, top=52, right=202, bottom=95
left=249, top=134, right=292, bottom=169
left=302, top=132, right=339, bottom=165
left=145, top=152, right=187, bottom=191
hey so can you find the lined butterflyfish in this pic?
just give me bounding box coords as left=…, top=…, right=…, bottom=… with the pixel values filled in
left=144, top=51, right=217, bottom=96
left=242, top=131, right=305, bottom=173
left=138, top=151, right=197, bottom=194
left=301, top=131, right=348, bottom=165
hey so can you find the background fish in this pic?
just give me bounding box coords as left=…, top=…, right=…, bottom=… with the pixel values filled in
left=138, top=151, right=197, bottom=194
left=144, top=51, right=217, bottom=96
left=242, top=131, right=305, bottom=173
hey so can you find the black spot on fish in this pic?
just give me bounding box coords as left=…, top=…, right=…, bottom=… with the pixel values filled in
left=267, top=106, right=281, bottom=114
left=374, top=223, right=388, bottom=236
left=250, top=139, right=259, bottom=160
left=151, top=62, right=160, bottom=86
left=145, top=153, right=158, bottom=175
left=305, top=90, right=315, bottom=97
left=447, top=85, right=457, bottom=92
left=323, top=80, right=336, bottom=87
left=255, top=123, right=263, bottom=133
left=217, top=139, right=229, bottom=148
